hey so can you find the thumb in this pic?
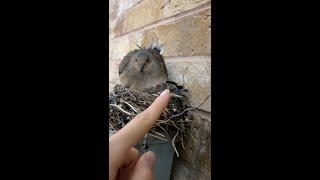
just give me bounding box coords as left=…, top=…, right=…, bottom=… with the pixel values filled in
left=130, top=151, right=156, bottom=180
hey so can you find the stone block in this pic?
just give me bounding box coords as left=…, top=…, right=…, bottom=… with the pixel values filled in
left=111, top=9, right=211, bottom=59
left=109, top=59, right=121, bottom=93
left=113, top=0, right=210, bottom=35
left=177, top=113, right=211, bottom=177
left=170, top=159, right=195, bottom=180
left=165, top=57, right=211, bottom=112
left=162, top=0, right=210, bottom=18
left=148, top=9, right=211, bottom=57
left=170, top=158, right=211, bottom=180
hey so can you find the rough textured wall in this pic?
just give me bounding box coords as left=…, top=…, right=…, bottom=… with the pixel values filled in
left=109, top=0, right=211, bottom=179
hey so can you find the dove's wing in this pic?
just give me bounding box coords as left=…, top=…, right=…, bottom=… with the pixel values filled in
left=155, top=53, right=168, bottom=77
left=118, top=56, right=130, bottom=75
left=118, top=50, right=138, bottom=75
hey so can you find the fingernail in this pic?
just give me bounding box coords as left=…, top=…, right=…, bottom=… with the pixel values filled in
left=160, top=89, right=170, bottom=97
left=145, top=151, right=156, bottom=167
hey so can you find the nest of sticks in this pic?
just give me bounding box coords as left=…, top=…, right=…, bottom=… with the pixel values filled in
left=109, top=81, right=208, bottom=157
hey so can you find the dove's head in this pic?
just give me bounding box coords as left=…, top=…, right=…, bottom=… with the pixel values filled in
left=130, top=47, right=164, bottom=74
left=118, top=42, right=168, bottom=91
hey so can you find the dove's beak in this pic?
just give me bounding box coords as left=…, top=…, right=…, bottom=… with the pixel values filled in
left=140, top=65, right=145, bottom=73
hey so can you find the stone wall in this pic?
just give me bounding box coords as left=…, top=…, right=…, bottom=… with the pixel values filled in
left=109, top=0, right=211, bottom=179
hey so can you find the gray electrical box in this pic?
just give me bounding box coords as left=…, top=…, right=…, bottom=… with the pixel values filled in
left=136, top=135, right=175, bottom=180
left=109, top=130, right=175, bottom=180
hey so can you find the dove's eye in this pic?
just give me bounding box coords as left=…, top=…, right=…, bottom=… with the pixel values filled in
left=146, top=58, right=149, bottom=63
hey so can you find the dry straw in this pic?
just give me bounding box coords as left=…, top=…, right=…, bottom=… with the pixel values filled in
left=109, top=83, right=209, bottom=157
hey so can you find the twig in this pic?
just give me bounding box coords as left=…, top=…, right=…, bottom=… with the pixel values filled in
left=125, top=88, right=136, bottom=101
left=109, top=84, right=194, bottom=157
left=151, top=129, right=166, bottom=137
left=164, top=108, right=172, bottom=115
left=193, top=94, right=211, bottom=109
left=176, top=119, right=192, bottom=123
left=181, top=135, right=185, bottom=149
left=112, top=91, right=118, bottom=96
left=172, top=130, right=180, bottom=157
left=168, top=94, right=211, bottom=120
left=120, top=100, right=139, bottom=114
left=160, top=0, right=171, bottom=9
left=149, top=133, right=168, bottom=142
left=171, top=120, right=184, bottom=132
left=170, top=93, right=184, bottom=98
left=132, top=89, right=145, bottom=95
left=109, top=104, right=132, bottom=116
left=109, top=123, right=117, bottom=132
left=135, top=42, right=142, bottom=49
left=155, top=123, right=169, bottom=135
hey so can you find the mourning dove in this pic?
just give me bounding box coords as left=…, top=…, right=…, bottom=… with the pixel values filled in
left=119, top=43, right=168, bottom=91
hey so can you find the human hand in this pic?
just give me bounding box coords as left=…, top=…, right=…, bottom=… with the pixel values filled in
left=109, top=89, right=171, bottom=180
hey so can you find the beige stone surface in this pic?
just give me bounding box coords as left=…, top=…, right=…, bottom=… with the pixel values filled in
left=110, top=0, right=143, bottom=38
left=197, top=118, right=211, bottom=176
left=162, top=0, right=210, bottom=17
left=109, top=59, right=121, bottom=93
left=110, top=8, right=211, bottom=59
left=178, top=112, right=211, bottom=178
left=113, top=0, right=210, bottom=36
left=120, top=0, right=163, bottom=34
left=166, top=57, right=211, bottom=112
left=142, top=9, right=211, bottom=57
left=170, top=159, right=195, bottom=180
left=109, top=0, right=143, bottom=21
left=171, top=158, right=211, bottom=180
left=109, top=36, right=131, bottom=62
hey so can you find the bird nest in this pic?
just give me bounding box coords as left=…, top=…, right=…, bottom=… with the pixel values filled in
left=109, top=81, right=209, bottom=157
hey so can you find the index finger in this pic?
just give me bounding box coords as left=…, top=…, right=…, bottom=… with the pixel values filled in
left=109, top=89, right=170, bottom=156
